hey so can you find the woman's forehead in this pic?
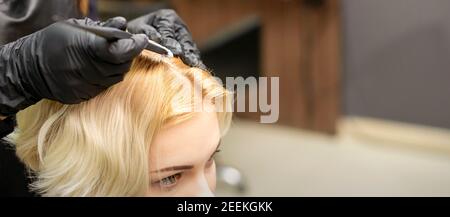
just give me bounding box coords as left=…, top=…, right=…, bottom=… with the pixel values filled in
left=149, top=109, right=221, bottom=167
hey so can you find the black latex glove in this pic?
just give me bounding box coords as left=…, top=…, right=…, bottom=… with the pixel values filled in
left=0, top=17, right=148, bottom=116
left=127, top=9, right=206, bottom=69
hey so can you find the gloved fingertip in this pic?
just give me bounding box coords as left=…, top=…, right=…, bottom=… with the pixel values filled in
left=161, top=38, right=183, bottom=56
left=180, top=53, right=208, bottom=71
left=99, top=34, right=147, bottom=63
left=143, top=26, right=162, bottom=42
left=132, top=33, right=150, bottom=50
left=70, top=17, right=96, bottom=25
left=102, top=16, right=128, bottom=30
left=119, top=34, right=148, bottom=59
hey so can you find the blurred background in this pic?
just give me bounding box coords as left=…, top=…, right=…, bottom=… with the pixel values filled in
left=95, top=0, right=450, bottom=196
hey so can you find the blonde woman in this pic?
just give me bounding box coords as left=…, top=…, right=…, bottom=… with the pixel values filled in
left=1, top=50, right=232, bottom=196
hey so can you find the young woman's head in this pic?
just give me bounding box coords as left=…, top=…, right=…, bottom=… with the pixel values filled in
left=12, top=50, right=232, bottom=196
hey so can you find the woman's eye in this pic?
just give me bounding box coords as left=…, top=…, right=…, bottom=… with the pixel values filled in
left=155, top=173, right=181, bottom=189
left=206, top=149, right=221, bottom=168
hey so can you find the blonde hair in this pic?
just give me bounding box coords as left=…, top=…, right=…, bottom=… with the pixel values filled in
left=10, top=50, right=232, bottom=196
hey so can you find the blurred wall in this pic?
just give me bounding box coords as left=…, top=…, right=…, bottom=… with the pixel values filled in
left=342, top=0, right=450, bottom=129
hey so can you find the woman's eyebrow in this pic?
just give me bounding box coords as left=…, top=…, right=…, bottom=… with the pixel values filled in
left=150, top=165, right=193, bottom=173
left=151, top=140, right=222, bottom=174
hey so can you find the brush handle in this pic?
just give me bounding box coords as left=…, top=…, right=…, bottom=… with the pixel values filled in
left=63, top=21, right=133, bottom=41
left=63, top=21, right=173, bottom=57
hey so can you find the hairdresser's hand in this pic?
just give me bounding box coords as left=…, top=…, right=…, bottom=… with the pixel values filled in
left=0, top=17, right=148, bottom=116
left=128, top=9, right=206, bottom=69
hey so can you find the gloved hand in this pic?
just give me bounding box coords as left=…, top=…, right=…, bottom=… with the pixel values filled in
left=0, top=17, right=148, bottom=116
left=127, top=9, right=206, bottom=69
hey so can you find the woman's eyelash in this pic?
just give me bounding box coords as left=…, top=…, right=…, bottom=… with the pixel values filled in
left=153, top=173, right=182, bottom=188
left=214, top=149, right=222, bottom=155
left=209, top=149, right=221, bottom=161
left=161, top=175, right=177, bottom=185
